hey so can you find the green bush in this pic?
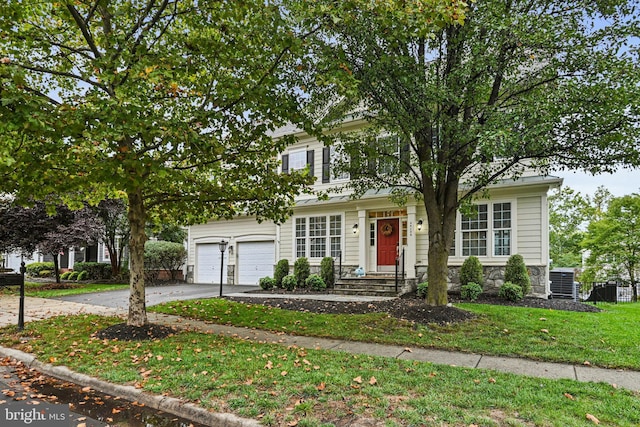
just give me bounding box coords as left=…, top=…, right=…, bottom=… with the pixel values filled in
left=294, top=257, right=310, bottom=287
left=60, top=271, right=72, bottom=280
left=25, top=262, right=55, bottom=277
left=499, top=281, right=524, bottom=301
left=259, top=276, right=276, bottom=290
left=274, top=259, right=290, bottom=288
left=73, top=262, right=112, bottom=280
left=504, top=254, right=531, bottom=295
left=320, top=257, right=335, bottom=288
left=305, top=274, right=326, bottom=291
left=417, top=281, right=428, bottom=298
left=68, top=271, right=79, bottom=280
left=144, top=240, right=187, bottom=281
left=39, top=270, right=54, bottom=277
left=460, top=282, right=483, bottom=301
left=77, top=270, right=88, bottom=281
left=282, top=274, right=297, bottom=291
left=460, top=256, right=484, bottom=287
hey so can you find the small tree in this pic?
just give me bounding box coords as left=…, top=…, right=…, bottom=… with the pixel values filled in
left=294, top=257, right=310, bottom=287
left=320, top=257, right=335, bottom=288
left=274, top=259, right=290, bottom=288
left=504, top=254, right=531, bottom=296
left=144, top=241, right=187, bottom=281
left=459, top=256, right=484, bottom=287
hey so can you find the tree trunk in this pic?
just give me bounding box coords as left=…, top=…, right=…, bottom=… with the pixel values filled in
left=52, top=253, right=61, bottom=284
left=426, top=220, right=450, bottom=306
left=127, top=189, right=147, bottom=327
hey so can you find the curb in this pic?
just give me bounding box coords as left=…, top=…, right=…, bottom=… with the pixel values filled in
left=0, top=346, right=260, bottom=427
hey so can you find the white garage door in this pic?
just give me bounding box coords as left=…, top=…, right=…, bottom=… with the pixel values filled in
left=238, top=241, right=275, bottom=285
left=196, top=243, right=228, bottom=284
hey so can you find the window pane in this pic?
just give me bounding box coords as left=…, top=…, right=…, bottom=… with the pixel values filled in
left=494, top=230, right=511, bottom=256
left=462, top=231, right=487, bottom=256
left=289, top=150, right=307, bottom=171
left=493, top=202, right=511, bottom=229
left=461, top=204, right=488, bottom=230
left=296, top=218, right=306, bottom=258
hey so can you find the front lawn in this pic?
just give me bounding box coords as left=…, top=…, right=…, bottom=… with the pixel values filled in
left=150, top=299, right=640, bottom=370
left=1, top=315, right=638, bottom=427
left=0, top=282, right=129, bottom=298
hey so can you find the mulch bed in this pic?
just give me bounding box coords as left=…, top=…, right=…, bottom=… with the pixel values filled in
left=95, top=323, right=178, bottom=341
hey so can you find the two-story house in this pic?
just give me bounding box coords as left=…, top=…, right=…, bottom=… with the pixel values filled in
left=186, top=119, right=562, bottom=296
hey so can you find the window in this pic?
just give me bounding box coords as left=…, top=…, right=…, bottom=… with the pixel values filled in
left=459, top=203, right=512, bottom=257
left=374, top=135, right=410, bottom=175
left=295, top=215, right=342, bottom=258
left=289, top=149, right=307, bottom=172
left=493, top=202, right=511, bottom=256
left=462, top=205, right=488, bottom=256
left=322, top=146, right=349, bottom=183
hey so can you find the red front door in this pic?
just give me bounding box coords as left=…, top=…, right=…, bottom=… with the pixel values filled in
left=377, top=218, right=399, bottom=267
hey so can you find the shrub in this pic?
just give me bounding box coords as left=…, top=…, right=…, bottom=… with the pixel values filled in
left=320, top=257, right=335, bottom=288
left=305, top=274, right=326, bottom=291
left=73, top=262, right=112, bottom=280
left=274, top=259, right=290, bottom=288
left=460, top=256, right=484, bottom=287
left=460, top=282, right=483, bottom=301
left=282, top=274, right=297, bottom=291
left=60, top=271, right=72, bottom=280
left=259, top=276, right=276, bottom=290
left=504, top=254, right=531, bottom=295
left=39, top=270, right=54, bottom=277
left=499, top=281, right=524, bottom=301
left=294, top=257, right=310, bottom=287
left=68, top=271, right=79, bottom=280
left=144, top=240, right=187, bottom=281
left=25, top=262, right=55, bottom=277
left=77, top=270, right=88, bottom=281
left=417, top=281, right=428, bottom=298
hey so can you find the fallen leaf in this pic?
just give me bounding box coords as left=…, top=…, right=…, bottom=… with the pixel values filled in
left=564, top=393, right=574, bottom=400
left=281, top=371, right=288, bottom=376
left=488, top=378, right=496, bottom=384
left=540, top=329, right=549, bottom=334
left=586, top=413, right=600, bottom=424
left=353, top=376, right=362, bottom=384
left=369, top=376, right=377, bottom=385
left=583, top=361, right=591, bottom=366
left=404, top=347, right=413, bottom=353
left=316, top=382, right=325, bottom=391
left=81, top=387, right=91, bottom=392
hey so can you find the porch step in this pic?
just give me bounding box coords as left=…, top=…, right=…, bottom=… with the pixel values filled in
left=334, top=275, right=404, bottom=297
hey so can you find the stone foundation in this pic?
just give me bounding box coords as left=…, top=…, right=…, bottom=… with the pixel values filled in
left=415, top=264, right=548, bottom=297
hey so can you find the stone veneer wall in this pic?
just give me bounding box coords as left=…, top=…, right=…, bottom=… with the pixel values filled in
left=415, top=265, right=548, bottom=297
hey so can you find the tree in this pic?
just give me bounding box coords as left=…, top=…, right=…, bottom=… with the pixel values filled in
left=92, top=199, right=130, bottom=278
left=582, top=194, right=640, bottom=302
left=297, top=0, right=640, bottom=305
left=0, top=1, right=315, bottom=326
left=504, top=254, right=531, bottom=296
left=0, top=200, right=103, bottom=282
left=146, top=224, right=187, bottom=244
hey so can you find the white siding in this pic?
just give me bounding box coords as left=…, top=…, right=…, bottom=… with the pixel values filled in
left=516, top=195, right=544, bottom=263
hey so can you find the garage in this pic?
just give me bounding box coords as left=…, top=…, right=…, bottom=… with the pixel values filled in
left=196, top=243, right=228, bottom=284
left=237, top=241, right=275, bottom=285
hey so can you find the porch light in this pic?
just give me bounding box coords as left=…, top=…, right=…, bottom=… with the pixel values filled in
left=352, top=224, right=359, bottom=234
left=218, top=240, right=228, bottom=297
left=417, top=219, right=423, bottom=231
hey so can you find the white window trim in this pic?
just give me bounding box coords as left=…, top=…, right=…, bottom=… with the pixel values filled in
left=450, top=199, right=517, bottom=260
left=293, top=214, right=344, bottom=260
left=289, top=148, right=307, bottom=172
left=330, top=145, right=350, bottom=183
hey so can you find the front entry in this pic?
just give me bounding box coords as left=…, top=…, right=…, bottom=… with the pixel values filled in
left=377, top=218, right=399, bottom=271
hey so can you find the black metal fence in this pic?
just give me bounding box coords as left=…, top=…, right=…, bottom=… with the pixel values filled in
left=582, top=281, right=638, bottom=304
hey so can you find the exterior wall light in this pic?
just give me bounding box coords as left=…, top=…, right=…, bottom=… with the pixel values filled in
left=352, top=224, right=359, bottom=234
left=417, top=219, right=423, bottom=231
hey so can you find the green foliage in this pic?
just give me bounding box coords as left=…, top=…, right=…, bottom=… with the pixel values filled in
left=259, top=276, right=276, bottom=290
left=504, top=254, right=531, bottom=295
left=499, top=282, right=524, bottom=302
left=77, top=270, right=88, bottom=281
left=68, top=271, right=79, bottom=280
left=305, top=274, right=326, bottom=291
left=294, top=257, right=310, bottom=287
left=459, top=256, right=484, bottom=287
left=320, top=257, right=335, bottom=288
left=416, top=281, right=428, bottom=298
left=38, top=270, right=53, bottom=277
left=60, top=271, right=72, bottom=280
left=460, top=282, right=483, bottom=301
left=274, top=259, right=290, bottom=289
left=282, top=274, right=297, bottom=291
left=73, top=262, right=112, bottom=280
left=144, top=241, right=187, bottom=281
left=25, top=262, right=55, bottom=277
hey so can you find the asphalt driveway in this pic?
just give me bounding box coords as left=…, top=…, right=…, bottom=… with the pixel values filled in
left=55, top=283, right=260, bottom=309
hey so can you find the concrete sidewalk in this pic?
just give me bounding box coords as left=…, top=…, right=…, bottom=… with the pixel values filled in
left=1, top=294, right=638, bottom=393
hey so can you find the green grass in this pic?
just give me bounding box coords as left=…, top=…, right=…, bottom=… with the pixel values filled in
left=150, top=299, right=640, bottom=370
left=0, top=282, right=129, bottom=298
left=1, top=315, right=638, bottom=427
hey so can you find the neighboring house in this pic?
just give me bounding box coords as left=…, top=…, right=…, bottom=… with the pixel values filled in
left=186, top=119, right=562, bottom=296
left=2, top=242, right=115, bottom=273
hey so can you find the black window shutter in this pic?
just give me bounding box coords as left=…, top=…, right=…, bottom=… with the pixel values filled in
left=307, top=150, right=314, bottom=177
left=322, top=147, right=331, bottom=183
left=282, top=154, right=289, bottom=174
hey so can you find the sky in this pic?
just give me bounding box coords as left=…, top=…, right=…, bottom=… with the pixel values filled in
left=554, top=168, right=640, bottom=197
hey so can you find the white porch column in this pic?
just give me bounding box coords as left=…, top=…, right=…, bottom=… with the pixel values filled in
left=358, top=209, right=367, bottom=270
left=406, top=205, right=417, bottom=279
